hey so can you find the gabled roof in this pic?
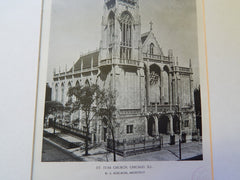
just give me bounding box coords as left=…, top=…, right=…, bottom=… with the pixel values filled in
left=69, top=50, right=99, bottom=72
left=141, top=31, right=164, bottom=56
left=141, top=31, right=150, bottom=44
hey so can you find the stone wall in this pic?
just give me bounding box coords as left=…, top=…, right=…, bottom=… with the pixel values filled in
left=115, top=115, right=146, bottom=140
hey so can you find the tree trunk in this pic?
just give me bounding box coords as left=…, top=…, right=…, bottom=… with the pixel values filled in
left=112, top=129, right=116, bottom=161
left=85, top=125, right=89, bottom=156
left=53, top=117, right=56, bottom=135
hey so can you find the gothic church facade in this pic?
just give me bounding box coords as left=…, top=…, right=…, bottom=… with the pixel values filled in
left=51, top=0, right=196, bottom=143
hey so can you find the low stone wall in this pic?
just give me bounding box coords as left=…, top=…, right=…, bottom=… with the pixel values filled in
left=107, top=136, right=163, bottom=157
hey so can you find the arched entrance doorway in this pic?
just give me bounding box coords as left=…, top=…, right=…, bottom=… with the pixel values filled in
left=158, top=115, right=169, bottom=134
left=148, top=116, right=155, bottom=137
left=173, top=115, right=180, bottom=134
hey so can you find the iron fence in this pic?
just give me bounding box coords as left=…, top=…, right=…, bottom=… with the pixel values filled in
left=107, top=136, right=163, bottom=157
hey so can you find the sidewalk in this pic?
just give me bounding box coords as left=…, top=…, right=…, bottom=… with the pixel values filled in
left=43, top=129, right=202, bottom=162
left=69, top=142, right=202, bottom=162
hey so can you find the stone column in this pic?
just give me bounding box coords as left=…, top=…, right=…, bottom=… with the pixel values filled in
left=91, top=133, right=94, bottom=144
left=160, top=70, right=164, bottom=104
left=145, top=117, right=148, bottom=136
left=96, top=120, right=100, bottom=143
left=155, top=99, right=158, bottom=113
left=144, top=98, right=147, bottom=112
left=146, top=61, right=150, bottom=106
left=189, top=59, right=194, bottom=107
left=177, top=74, right=181, bottom=106
left=179, top=112, right=182, bottom=139
left=169, top=74, right=173, bottom=110
left=154, top=116, right=159, bottom=136
left=169, top=115, right=174, bottom=136
left=112, top=65, right=115, bottom=92
left=192, top=112, right=197, bottom=134
left=52, top=83, right=56, bottom=102
left=190, top=76, right=194, bottom=107
left=171, top=79, right=175, bottom=105
left=174, top=75, right=178, bottom=105
left=99, top=121, right=103, bottom=143
left=138, top=68, right=142, bottom=111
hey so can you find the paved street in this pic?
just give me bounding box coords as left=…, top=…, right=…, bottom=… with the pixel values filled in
left=164, top=142, right=203, bottom=160
left=42, top=139, right=80, bottom=162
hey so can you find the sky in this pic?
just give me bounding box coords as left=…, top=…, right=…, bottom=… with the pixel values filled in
left=46, top=0, right=200, bottom=86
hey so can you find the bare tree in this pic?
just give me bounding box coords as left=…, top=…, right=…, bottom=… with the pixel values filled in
left=67, top=84, right=101, bottom=156
left=97, top=89, right=118, bottom=161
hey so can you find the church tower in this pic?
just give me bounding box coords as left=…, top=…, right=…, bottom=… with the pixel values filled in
left=99, top=0, right=145, bottom=110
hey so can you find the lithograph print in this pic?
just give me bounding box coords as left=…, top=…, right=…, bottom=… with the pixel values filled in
left=32, top=0, right=213, bottom=179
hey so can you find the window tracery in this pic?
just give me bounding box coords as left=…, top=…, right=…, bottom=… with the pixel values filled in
left=108, top=12, right=115, bottom=46
left=120, top=11, right=133, bottom=60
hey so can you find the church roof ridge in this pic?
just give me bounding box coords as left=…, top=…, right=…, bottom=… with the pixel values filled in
left=79, top=49, right=99, bottom=58
left=141, top=31, right=150, bottom=37
left=68, top=50, right=99, bottom=72
left=141, top=31, right=150, bottom=44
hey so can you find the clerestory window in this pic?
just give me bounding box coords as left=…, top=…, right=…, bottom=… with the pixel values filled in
left=61, top=83, right=64, bottom=103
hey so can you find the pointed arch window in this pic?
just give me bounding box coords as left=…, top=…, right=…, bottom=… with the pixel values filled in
left=55, top=84, right=59, bottom=102
left=120, top=11, right=133, bottom=60
left=108, top=12, right=115, bottom=46
left=67, top=82, right=72, bottom=102
left=85, top=79, right=90, bottom=87
left=150, top=43, right=154, bottom=55
left=162, top=66, right=170, bottom=104
left=120, top=12, right=132, bottom=47
left=68, top=82, right=72, bottom=88
left=76, top=80, right=80, bottom=87
left=61, top=83, right=65, bottom=104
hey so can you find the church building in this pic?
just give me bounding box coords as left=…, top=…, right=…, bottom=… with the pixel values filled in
left=51, top=0, right=196, bottom=143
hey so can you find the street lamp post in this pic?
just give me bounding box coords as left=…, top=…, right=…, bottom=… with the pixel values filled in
left=179, top=138, right=181, bottom=160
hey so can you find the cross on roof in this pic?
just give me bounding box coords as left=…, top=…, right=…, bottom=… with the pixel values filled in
left=150, top=21, right=153, bottom=31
